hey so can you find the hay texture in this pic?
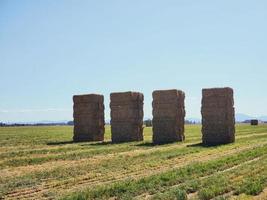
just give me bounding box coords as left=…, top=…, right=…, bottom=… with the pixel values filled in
left=73, top=94, right=105, bottom=142
left=201, top=87, right=235, bottom=145
left=110, top=91, right=144, bottom=143
left=152, top=89, right=185, bottom=144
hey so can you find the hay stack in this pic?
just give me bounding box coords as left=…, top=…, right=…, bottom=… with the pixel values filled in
left=73, top=94, right=105, bottom=142
left=251, top=119, right=258, bottom=126
left=110, top=91, right=144, bottom=143
left=152, top=89, right=185, bottom=144
left=201, top=87, right=235, bottom=145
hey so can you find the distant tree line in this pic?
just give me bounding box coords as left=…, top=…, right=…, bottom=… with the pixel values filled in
left=242, top=120, right=266, bottom=124
left=0, top=121, right=74, bottom=127
left=143, top=119, right=199, bottom=127
left=1, top=119, right=266, bottom=128
left=67, top=121, right=74, bottom=125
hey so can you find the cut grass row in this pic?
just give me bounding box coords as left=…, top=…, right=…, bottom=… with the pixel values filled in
left=1, top=125, right=267, bottom=199
left=0, top=131, right=257, bottom=161
left=0, top=125, right=265, bottom=165
left=3, top=142, right=266, bottom=198
left=0, top=124, right=265, bottom=148
left=1, top=129, right=267, bottom=169
left=1, top=132, right=267, bottom=183
left=152, top=156, right=267, bottom=200
left=62, top=144, right=267, bottom=200
left=1, top=134, right=267, bottom=198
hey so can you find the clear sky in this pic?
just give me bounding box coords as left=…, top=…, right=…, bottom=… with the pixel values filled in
left=0, top=0, right=267, bottom=122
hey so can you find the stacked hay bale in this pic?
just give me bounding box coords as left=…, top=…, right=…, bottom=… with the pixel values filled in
left=201, top=87, right=235, bottom=145
left=73, top=94, right=105, bottom=142
left=110, top=91, right=144, bottom=143
left=152, top=89, right=185, bottom=144
left=251, top=119, right=259, bottom=126
left=144, top=119, right=152, bottom=127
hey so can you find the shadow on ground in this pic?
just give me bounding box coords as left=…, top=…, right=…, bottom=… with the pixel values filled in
left=87, top=141, right=113, bottom=146
left=47, top=141, right=113, bottom=146
left=187, top=142, right=225, bottom=148
left=47, top=141, right=76, bottom=145
left=136, top=141, right=183, bottom=147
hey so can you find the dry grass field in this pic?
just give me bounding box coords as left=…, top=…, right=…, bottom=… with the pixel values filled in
left=0, top=124, right=267, bottom=200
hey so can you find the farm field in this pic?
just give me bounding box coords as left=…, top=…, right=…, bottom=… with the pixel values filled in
left=0, top=125, right=267, bottom=200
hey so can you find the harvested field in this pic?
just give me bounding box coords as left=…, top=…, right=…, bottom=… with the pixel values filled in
left=0, top=124, right=267, bottom=200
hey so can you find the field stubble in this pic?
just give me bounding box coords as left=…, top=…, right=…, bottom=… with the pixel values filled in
left=0, top=125, right=266, bottom=200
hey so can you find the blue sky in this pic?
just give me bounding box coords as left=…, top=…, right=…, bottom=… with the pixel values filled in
left=0, top=0, right=267, bottom=122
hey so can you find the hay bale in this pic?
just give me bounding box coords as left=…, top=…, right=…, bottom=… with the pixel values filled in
left=251, top=119, right=258, bottom=126
left=73, top=94, right=105, bottom=142
left=144, top=119, right=152, bottom=127
left=201, top=87, right=235, bottom=145
left=110, top=91, right=144, bottom=143
left=152, top=89, right=185, bottom=144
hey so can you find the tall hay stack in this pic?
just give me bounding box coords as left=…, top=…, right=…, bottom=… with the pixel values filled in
left=201, top=87, right=235, bottom=145
left=110, top=91, right=144, bottom=143
left=73, top=94, right=105, bottom=142
left=152, top=89, right=185, bottom=144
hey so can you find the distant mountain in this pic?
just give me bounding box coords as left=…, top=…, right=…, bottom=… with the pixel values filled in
left=179, top=114, right=267, bottom=123
left=235, top=113, right=254, bottom=122
left=36, top=120, right=69, bottom=124
left=5, top=120, right=70, bottom=125
left=184, top=114, right=266, bottom=123
left=144, top=115, right=265, bottom=123
left=3, top=114, right=266, bottom=125
left=235, top=114, right=267, bottom=122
